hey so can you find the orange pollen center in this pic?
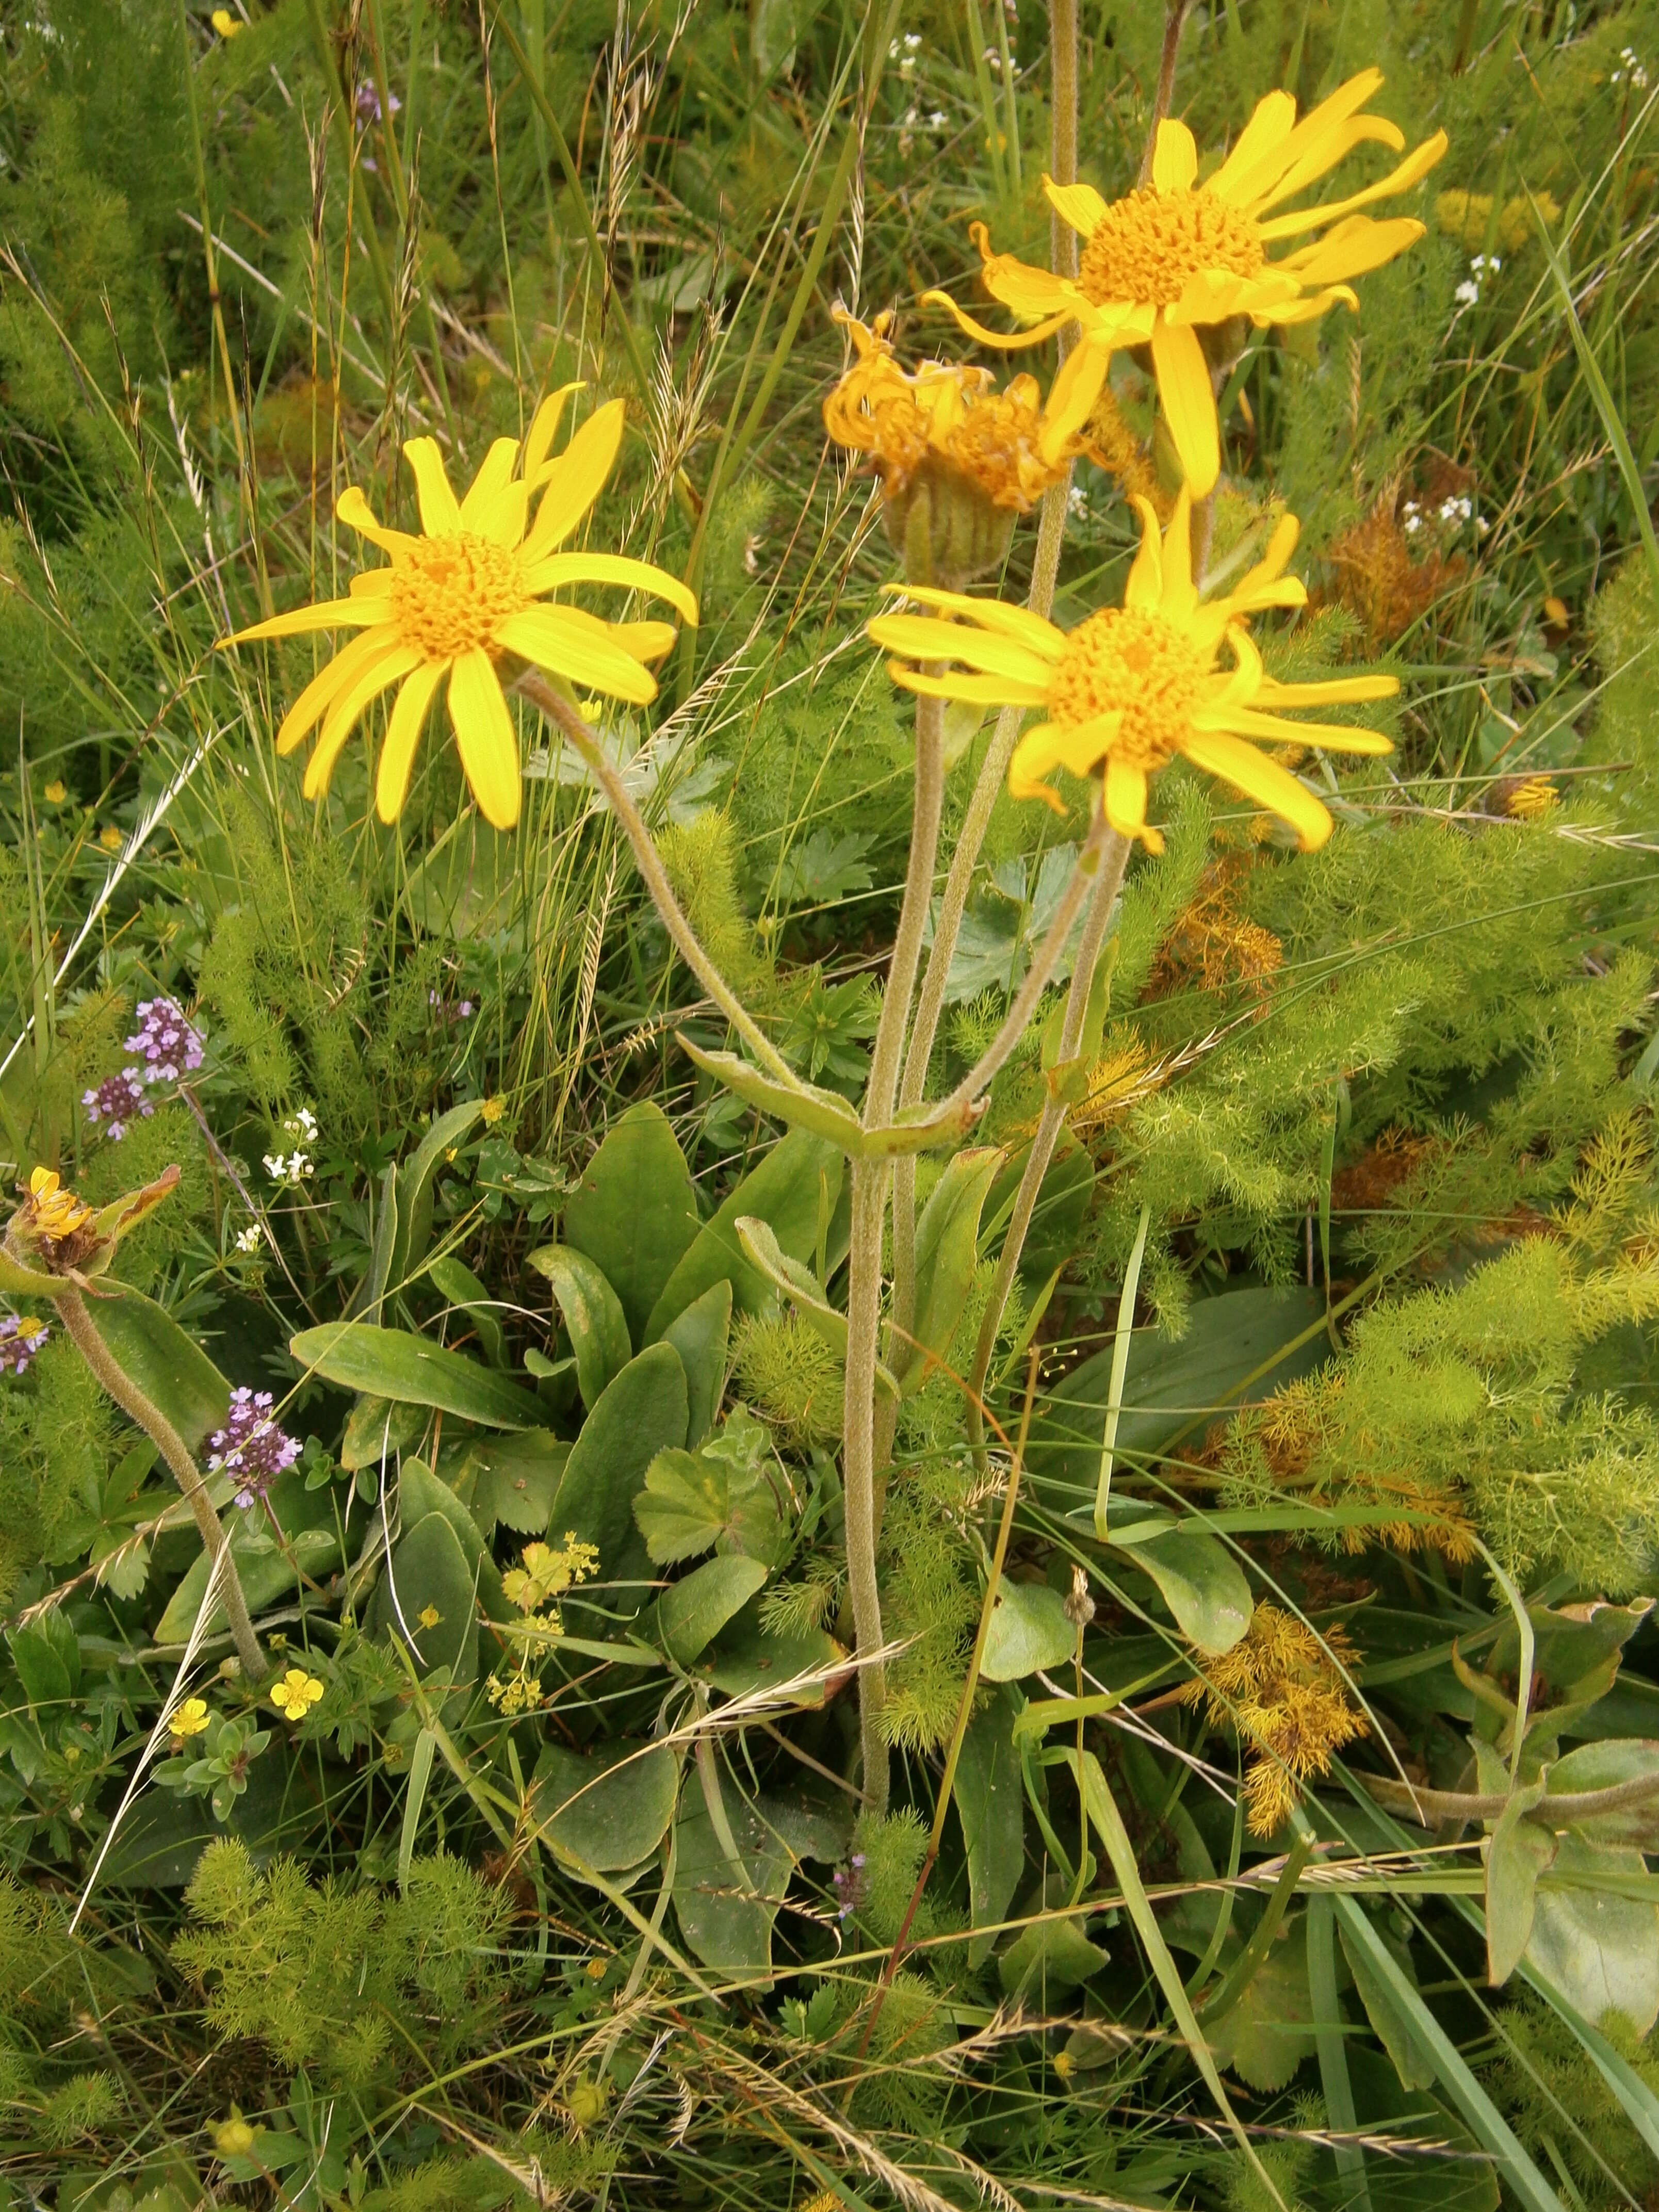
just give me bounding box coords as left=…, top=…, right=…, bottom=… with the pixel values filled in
left=1049, top=608, right=1208, bottom=769
left=390, top=532, right=527, bottom=661
left=1080, top=186, right=1264, bottom=308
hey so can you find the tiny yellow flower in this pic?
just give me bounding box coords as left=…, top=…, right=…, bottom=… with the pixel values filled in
left=584, top=1956, right=609, bottom=1981
left=43, top=780, right=67, bottom=804
left=800, top=2193, right=841, bottom=2212
left=929, top=71, right=1445, bottom=494
left=210, top=8, right=245, bottom=36
left=416, top=1603, right=442, bottom=1630
left=1052, top=2050, right=1075, bottom=2081
left=169, top=1696, right=210, bottom=1742
left=480, top=1094, right=507, bottom=1125
left=218, top=391, right=698, bottom=831
left=99, top=825, right=123, bottom=852
left=23, top=1166, right=95, bottom=1243
left=269, top=1667, right=324, bottom=1720
left=1505, top=775, right=1559, bottom=822
left=870, top=489, right=1397, bottom=852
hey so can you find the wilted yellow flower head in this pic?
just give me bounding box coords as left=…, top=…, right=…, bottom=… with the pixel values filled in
left=220, top=389, right=698, bottom=832
left=169, top=1696, right=210, bottom=1742
left=928, top=70, right=1445, bottom=495
left=269, top=1667, right=324, bottom=1721
left=3, top=1162, right=180, bottom=1298
left=825, top=308, right=1076, bottom=585
left=1180, top=1602, right=1367, bottom=1836
left=22, top=1167, right=94, bottom=1246
left=870, top=489, right=1396, bottom=852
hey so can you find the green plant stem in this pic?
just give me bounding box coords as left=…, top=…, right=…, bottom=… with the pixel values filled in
left=965, top=825, right=1130, bottom=1465
left=883, top=695, right=947, bottom=1355
left=1361, top=1767, right=1659, bottom=1828
left=518, top=672, right=800, bottom=1088
left=843, top=1157, right=891, bottom=1815
left=1048, top=0, right=1080, bottom=280
left=56, top=1286, right=267, bottom=1681
left=1136, top=1, right=1192, bottom=187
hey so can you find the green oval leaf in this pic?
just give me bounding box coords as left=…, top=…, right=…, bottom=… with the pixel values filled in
left=532, top=1739, right=681, bottom=1874
left=644, top=1129, right=843, bottom=1342
left=981, top=1580, right=1076, bottom=1682
left=525, top=1244, right=631, bottom=1410
left=87, top=1286, right=230, bottom=1454
left=658, top=1553, right=770, bottom=1663
left=290, top=1320, right=547, bottom=1430
left=563, top=1100, right=701, bottom=1345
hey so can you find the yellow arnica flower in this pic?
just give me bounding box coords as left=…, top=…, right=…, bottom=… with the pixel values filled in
left=927, top=70, right=1446, bottom=496
left=169, top=1696, right=210, bottom=1741
left=824, top=307, right=1073, bottom=513
left=220, top=389, right=697, bottom=832
left=269, top=1667, right=324, bottom=1720
left=23, top=1167, right=94, bottom=1244
left=869, top=489, right=1397, bottom=853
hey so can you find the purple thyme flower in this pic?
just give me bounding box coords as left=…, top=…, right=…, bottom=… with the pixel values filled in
left=428, top=989, right=475, bottom=1026
left=124, top=998, right=205, bottom=1085
left=831, top=1851, right=867, bottom=1923
left=0, top=1313, right=50, bottom=1377
left=82, top=1067, right=153, bottom=1142
left=355, top=79, right=401, bottom=126
left=207, top=1386, right=301, bottom=1509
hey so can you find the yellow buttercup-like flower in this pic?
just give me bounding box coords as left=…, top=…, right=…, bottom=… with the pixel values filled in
left=269, top=1667, right=324, bottom=1720
left=869, top=489, right=1396, bottom=852
left=220, top=389, right=697, bottom=832
left=926, top=70, right=1445, bottom=495
left=169, top=1697, right=210, bottom=1742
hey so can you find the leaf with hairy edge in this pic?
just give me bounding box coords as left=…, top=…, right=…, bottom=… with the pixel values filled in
left=526, top=1244, right=632, bottom=1409
left=290, top=1320, right=548, bottom=1430
left=548, top=1343, right=689, bottom=1613
left=736, top=1214, right=900, bottom=1401
left=1105, top=1503, right=1253, bottom=1655
left=676, top=1036, right=865, bottom=1151
left=662, top=1279, right=731, bottom=1446
left=87, top=1286, right=229, bottom=1454
left=658, top=1554, right=770, bottom=1663
left=957, top=1692, right=1026, bottom=1967
left=388, top=1100, right=485, bottom=1289
left=900, top=1147, right=1000, bottom=1392
left=1485, top=1780, right=1555, bottom=1987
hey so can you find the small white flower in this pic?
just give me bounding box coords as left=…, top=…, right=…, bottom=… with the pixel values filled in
left=1476, top=515, right=1491, bottom=535
left=1613, top=47, right=1649, bottom=88
left=928, top=108, right=946, bottom=129
left=1067, top=485, right=1088, bottom=518
left=1404, top=512, right=1424, bottom=535
left=234, top=1222, right=265, bottom=1253
left=1454, top=279, right=1481, bottom=307
left=264, top=1151, right=314, bottom=1188
left=283, top=1106, right=318, bottom=1144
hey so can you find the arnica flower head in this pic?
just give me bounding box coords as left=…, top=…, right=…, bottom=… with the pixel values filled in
left=207, top=1386, right=302, bottom=1509
left=825, top=307, right=1078, bottom=587
left=2, top=1163, right=180, bottom=1297
left=869, top=489, right=1397, bottom=852
left=269, top=1667, right=324, bottom=1721
left=125, top=998, right=205, bottom=1084
left=926, top=70, right=1445, bottom=495
left=83, top=1068, right=153, bottom=1142
left=219, top=389, right=698, bottom=832
left=0, top=1312, right=49, bottom=1377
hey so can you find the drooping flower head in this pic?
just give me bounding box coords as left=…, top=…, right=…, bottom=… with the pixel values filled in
left=1, top=1164, right=180, bottom=1295
left=83, top=1068, right=153, bottom=1142
left=926, top=71, right=1446, bottom=495
left=207, top=1386, right=302, bottom=1509
left=126, top=998, right=205, bottom=1084
left=219, top=389, right=698, bottom=832
left=0, top=1313, right=49, bottom=1377
left=824, top=308, right=1078, bottom=585
left=869, top=489, right=1397, bottom=852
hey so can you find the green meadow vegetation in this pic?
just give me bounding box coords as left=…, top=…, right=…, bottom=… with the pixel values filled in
left=3, top=2, right=1659, bottom=2207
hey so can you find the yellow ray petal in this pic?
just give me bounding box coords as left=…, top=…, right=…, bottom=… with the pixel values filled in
left=302, top=644, right=424, bottom=800
left=521, top=549, right=698, bottom=626
left=349, top=568, right=397, bottom=596
left=1159, top=486, right=1198, bottom=622
left=523, top=398, right=628, bottom=559
left=223, top=596, right=391, bottom=646
left=1226, top=511, right=1302, bottom=606
left=920, top=288, right=1078, bottom=351
left=1152, top=119, right=1199, bottom=195
left=1257, top=130, right=1446, bottom=231
left=1210, top=89, right=1299, bottom=204
left=1150, top=316, right=1220, bottom=497
left=472, top=480, right=530, bottom=551
left=884, top=663, right=1052, bottom=707
left=868, top=614, right=1058, bottom=687
left=1262, top=286, right=1359, bottom=325
left=609, top=619, right=679, bottom=663
left=878, top=584, right=1066, bottom=659
left=494, top=608, right=659, bottom=705
left=447, top=647, right=522, bottom=829
left=1166, top=267, right=1302, bottom=326
left=403, top=437, right=462, bottom=535
left=1195, top=704, right=1393, bottom=753
left=375, top=662, right=445, bottom=823
left=458, top=437, right=521, bottom=528
left=1179, top=727, right=1333, bottom=848
left=1237, top=68, right=1386, bottom=208
left=1125, top=496, right=1163, bottom=611
left=1251, top=116, right=1407, bottom=216
left=1044, top=338, right=1111, bottom=460
left=521, top=382, right=584, bottom=480
left=1044, top=175, right=1109, bottom=237
left=1105, top=756, right=1159, bottom=849
left=1278, top=214, right=1426, bottom=287
left=1252, top=672, right=1399, bottom=708
left=336, top=486, right=416, bottom=556
left=274, top=629, right=391, bottom=755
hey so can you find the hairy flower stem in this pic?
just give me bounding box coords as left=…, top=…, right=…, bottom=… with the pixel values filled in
left=966, top=827, right=1131, bottom=1469
left=844, top=694, right=946, bottom=1811
left=893, top=0, right=1079, bottom=1318
left=56, top=1286, right=267, bottom=1680
left=518, top=671, right=799, bottom=1087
